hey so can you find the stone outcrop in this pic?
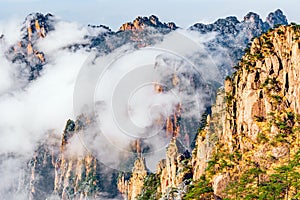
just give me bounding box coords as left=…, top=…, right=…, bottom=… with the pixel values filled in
left=159, top=138, right=191, bottom=196
left=118, top=138, right=192, bottom=200
left=118, top=157, right=147, bottom=200
left=266, top=9, right=288, bottom=28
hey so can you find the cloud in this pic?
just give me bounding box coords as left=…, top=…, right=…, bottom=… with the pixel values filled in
left=0, top=18, right=90, bottom=198
left=0, top=52, right=17, bottom=94
left=0, top=155, right=28, bottom=199
left=36, top=20, right=89, bottom=54
left=0, top=19, right=23, bottom=46
left=0, top=15, right=228, bottom=197
left=70, top=29, right=226, bottom=172
left=0, top=45, right=89, bottom=155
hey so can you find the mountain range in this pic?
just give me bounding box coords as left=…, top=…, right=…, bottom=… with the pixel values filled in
left=0, top=9, right=297, bottom=200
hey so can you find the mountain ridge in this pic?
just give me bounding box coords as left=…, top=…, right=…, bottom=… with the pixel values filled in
left=3, top=9, right=288, bottom=83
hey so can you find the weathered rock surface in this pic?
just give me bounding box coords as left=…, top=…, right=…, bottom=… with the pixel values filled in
left=122, top=24, right=300, bottom=199
left=118, top=157, right=148, bottom=200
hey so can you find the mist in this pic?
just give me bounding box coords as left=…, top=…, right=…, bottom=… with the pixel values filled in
left=0, top=14, right=229, bottom=199
left=0, top=17, right=90, bottom=198
left=71, top=29, right=226, bottom=172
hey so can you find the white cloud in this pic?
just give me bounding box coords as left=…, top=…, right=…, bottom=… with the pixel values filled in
left=0, top=19, right=89, bottom=198
left=37, top=20, right=89, bottom=54
left=0, top=19, right=23, bottom=46
left=0, top=14, right=228, bottom=197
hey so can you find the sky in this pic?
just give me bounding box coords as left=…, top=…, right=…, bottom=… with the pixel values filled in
left=0, top=0, right=299, bottom=31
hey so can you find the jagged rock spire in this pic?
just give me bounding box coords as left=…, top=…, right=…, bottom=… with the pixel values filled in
left=119, top=15, right=177, bottom=31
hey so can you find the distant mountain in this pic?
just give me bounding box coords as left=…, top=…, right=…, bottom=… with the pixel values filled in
left=190, top=9, right=288, bottom=78
left=191, top=9, right=287, bottom=34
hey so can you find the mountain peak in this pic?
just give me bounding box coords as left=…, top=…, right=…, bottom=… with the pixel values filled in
left=190, top=9, right=289, bottom=44
left=243, top=11, right=262, bottom=23
left=266, top=9, right=288, bottom=27
left=22, top=12, right=55, bottom=42
left=8, top=12, right=55, bottom=80
left=24, top=12, right=53, bottom=22
left=119, top=15, right=177, bottom=31
left=190, top=16, right=240, bottom=35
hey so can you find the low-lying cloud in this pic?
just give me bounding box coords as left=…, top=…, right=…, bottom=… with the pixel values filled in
left=0, top=17, right=90, bottom=198
left=0, top=14, right=230, bottom=198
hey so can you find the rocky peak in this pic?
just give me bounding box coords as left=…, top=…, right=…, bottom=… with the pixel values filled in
left=20, top=112, right=122, bottom=200
left=119, top=138, right=193, bottom=199
left=266, top=9, right=288, bottom=27
left=132, top=157, right=147, bottom=174
left=22, top=12, right=54, bottom=42
left=7, top=13, right=55, bottom=80
left=149, top=15, right=159, bottom=26
left=119, top=15, right=177, bottom=31
left=117, top=157, right=148, bottom=200
left=241, top=11, right=267, bottom=38
left=61, top=119, right=76, bottom=150
left=190, top=16, right=240, bottom=35
left=243, top=11, right=262, bottom=23
left=159, top=138, right=192, bottom=195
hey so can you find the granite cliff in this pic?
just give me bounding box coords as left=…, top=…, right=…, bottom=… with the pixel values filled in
left=121, top=24, right=300, bottom=200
